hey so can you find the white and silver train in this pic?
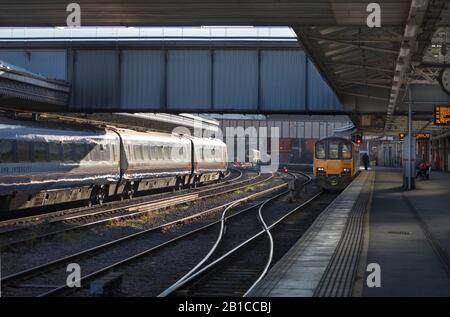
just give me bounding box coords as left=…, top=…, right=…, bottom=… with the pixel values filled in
left=0, top=119, right=228, bottom=212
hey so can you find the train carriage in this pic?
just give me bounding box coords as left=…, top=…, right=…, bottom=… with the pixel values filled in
left=0, top=120, right=121, bottom=211
left=0, top=118, right=229, bottom=212
left=191, top=137, right=228, bottom=184
left=117, top=129, right=193, bottom=198
left=313, top=137, right=360, bottom=190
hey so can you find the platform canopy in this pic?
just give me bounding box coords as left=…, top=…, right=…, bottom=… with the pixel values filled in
left=1, top=1, right=450, bottom=136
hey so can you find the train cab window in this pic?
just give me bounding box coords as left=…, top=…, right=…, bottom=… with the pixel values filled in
left=33, top=142, right=48, bottom=162
left=17, top=140, right=31, bottom=162
left=329, top=142, right=340, bottom=160
left=48, top=142, right=61, bottom=161
left=0, top=140, right=14, bottom=162
left=342, top=143, right=352, bottom=159
left=62, top=143, right=73, bottom=162
left=315, top=142, right=326, bottom=159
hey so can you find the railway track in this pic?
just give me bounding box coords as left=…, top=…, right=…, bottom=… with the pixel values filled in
left=0, top=172, right=295, bottom=297
left=0, top=169, right=271, bottom=249
left=0, top=168, right=237, bottom=228
left=158, top=173, right=335, bottom=297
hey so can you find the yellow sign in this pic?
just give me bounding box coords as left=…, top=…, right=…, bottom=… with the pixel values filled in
left=434, top=106, right=450, bottom=125
left=415, top=134, right=431, bottom=140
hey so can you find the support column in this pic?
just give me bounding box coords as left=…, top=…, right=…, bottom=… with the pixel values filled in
left=403, top=86, right=416, bottom=190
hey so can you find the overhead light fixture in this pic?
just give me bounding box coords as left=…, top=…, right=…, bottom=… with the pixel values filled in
left=201, top=25, right=254, bottom=28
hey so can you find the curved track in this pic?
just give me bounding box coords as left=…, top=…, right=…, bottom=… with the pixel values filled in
left=0, top=169, right=270, bottom=249
left=0, top=172, right=292, bottom=297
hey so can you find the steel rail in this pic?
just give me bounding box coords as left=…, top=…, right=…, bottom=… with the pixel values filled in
left=158, top=171, right=312, bottom=296
left=0, top=171, right=271, bottom=249
left=158, top=175, right=321, bottom=297
left=1, top=174, right=290, bottom=296
left=0, top=168, right=240, bottom=230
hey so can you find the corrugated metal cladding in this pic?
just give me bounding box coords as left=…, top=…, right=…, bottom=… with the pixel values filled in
left=74, top=50, right=118, bottom=109
left=0, top=47, right=342, bottom=113
left=167, top=50, right=211, bottom=110
left=219, top=119, right=352, bottom=139
left=213, top=50, right=258, bottom=111
left=121, top=50, right=164, bottom=109
left=0, top=49, right=66, bottom=80
left=260, top=50, right=306, bottom=111
left=307, top=60, right=341, bottom=111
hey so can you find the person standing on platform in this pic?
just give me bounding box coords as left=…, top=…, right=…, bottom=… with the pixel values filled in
left=362, top=153, right=370, bottom=171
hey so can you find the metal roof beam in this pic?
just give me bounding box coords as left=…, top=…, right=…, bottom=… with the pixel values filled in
left=308, top=36, right=399, bottom=54
left=326, top=62, right=395, bottom=73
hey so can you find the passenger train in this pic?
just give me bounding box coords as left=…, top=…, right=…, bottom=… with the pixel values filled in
left=313, top=137, right=360, bottom=190
left=0, top=119, right=228, bottom=212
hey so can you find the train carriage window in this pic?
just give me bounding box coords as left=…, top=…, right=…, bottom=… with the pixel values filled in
left=100, top=144, right=109, bottom=161
left=0, top=140, right=13, bottom=162
left=73, top=143, right=87, bottom=161
left=143, top=145, right=150, bottom=160
left=315, top=142, right=326, bottom=159
left=48, top=142, right=61, bottom=161
left=163, top=146, right=171, bottom=160
left=150, top=146, right=156, bottom=160
left=17, top=140, right=31, bottom=162
left=62, top=143, right=73, bottom=162
left=33, top=141, right=48, bottom=162
left=329, top=142, right=340, bottom=159
left=156, top=146, right=163, bottom=160
left=341, top=143, right=352, bottom=159
left=133, top=145, right=139, bottom=160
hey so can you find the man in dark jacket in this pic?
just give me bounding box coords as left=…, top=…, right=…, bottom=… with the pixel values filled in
left=362, top=153, right=370, bottom=171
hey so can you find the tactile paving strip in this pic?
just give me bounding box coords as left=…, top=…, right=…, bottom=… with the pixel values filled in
left=249, top=171, right=374, bottom=297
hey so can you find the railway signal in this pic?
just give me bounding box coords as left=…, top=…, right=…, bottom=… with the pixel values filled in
left=352, top=134, right=363, bottom=145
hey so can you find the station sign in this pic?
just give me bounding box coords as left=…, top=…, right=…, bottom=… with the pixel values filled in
left=399, top=133, right=431, bottom=141
left=415, top=133, right=432, bottom=140
left=434, top=106, right=450, bottom=125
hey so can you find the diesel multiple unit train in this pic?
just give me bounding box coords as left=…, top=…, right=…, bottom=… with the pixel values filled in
left=0, top=119, right=228, bottom=212
left=313, top=137, right=360, bottom=190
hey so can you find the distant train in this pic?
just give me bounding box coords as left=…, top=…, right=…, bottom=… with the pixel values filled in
left=313, top=137, right=360, bottom=190
left=247, top=149, right=261, bottom=167
left=0, top=119, right=227, bottom=212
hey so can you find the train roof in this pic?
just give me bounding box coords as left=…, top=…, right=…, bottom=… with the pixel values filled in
left=0, top=118, right=116, bottom=140
left=316, top=137, right=354, bottom=143
left=116, top=128, right=191, bottom=144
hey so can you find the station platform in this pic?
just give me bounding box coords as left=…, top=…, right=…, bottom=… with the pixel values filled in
left=250, top=168, right=450, bottom=297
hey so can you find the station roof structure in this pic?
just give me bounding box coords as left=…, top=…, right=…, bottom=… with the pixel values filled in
left=0, top=59, right=70, bottom=110
left=0, top=1, right=449, bottom=137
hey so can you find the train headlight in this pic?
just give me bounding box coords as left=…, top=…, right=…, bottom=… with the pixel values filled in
left=343, top=168, right=351, bottom=173
left=317, top=167, right=326, bottom=172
